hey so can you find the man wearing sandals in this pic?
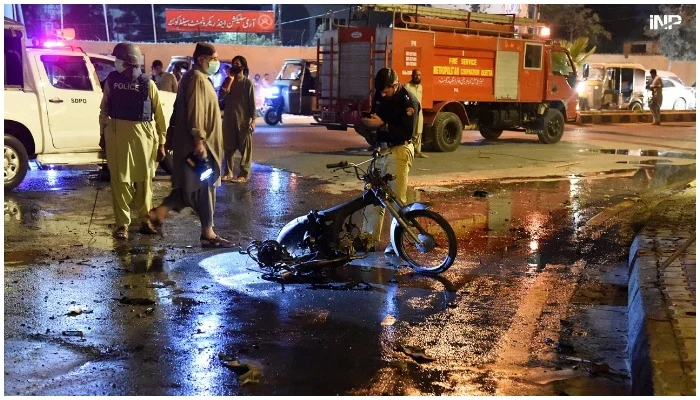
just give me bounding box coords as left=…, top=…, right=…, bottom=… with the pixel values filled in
left=99, top=42, right=167, bottom=240
left=148, top=43, right=234, bottom=248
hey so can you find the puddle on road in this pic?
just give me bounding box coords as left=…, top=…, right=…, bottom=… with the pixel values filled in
left=583, top=148, right=695, bottom=159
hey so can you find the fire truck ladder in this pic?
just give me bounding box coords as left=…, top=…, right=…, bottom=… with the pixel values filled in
left=369, top=4, right=548, bottom=38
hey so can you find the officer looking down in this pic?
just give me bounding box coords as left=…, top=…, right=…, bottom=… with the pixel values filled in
left=99, top=42, right=167, bottom=240
left=361, top=67, right=420, bottom=255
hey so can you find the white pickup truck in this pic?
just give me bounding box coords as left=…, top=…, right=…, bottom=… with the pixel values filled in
left=4, top=19, right=174, bottom=191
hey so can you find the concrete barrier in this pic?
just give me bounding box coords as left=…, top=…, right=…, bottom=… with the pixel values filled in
left=576, top=111, right=696, bottom=125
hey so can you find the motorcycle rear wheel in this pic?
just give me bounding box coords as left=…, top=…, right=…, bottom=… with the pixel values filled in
left=393, top=209, right=457, bottom=275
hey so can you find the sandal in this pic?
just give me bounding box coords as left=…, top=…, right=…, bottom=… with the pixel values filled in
left=114, top=226, right=129, bottom=240
left=200, top=235, right=235, bottom=248
left=221, top=175, right=234, bottom=182
left=232, top=176, right=248, bottom=183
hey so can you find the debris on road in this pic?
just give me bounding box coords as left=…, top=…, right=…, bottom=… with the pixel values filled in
left=398, top=344, right=435, bottom=364
left=218, top=353, right=263, bottom=385
left=555, top=162, right=579, bottom=168
left=473, top=190, right=489, bottom=198
left=556, top=342, right=575, bottom=355
left=66, top=306, right=82, bottom=316
left=61, top=330, right=84, bottom=337
left=381, top=314, right=397, bottom=326
left=117, top=296, right=156, bottom=305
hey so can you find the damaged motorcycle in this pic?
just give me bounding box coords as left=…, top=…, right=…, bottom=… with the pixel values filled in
left=245, top=151, right=457, bottom=278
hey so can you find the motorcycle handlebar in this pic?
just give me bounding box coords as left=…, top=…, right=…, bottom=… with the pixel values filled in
left=326, top=161, right=349, bottom=169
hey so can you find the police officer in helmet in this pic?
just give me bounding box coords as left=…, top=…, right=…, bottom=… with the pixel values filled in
left=99, top=42, right=167, bottom=240
left=361, top=67, right=420, bottom=255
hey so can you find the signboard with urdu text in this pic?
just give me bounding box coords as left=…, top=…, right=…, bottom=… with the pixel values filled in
left=165, top=10, right=275, bottom=33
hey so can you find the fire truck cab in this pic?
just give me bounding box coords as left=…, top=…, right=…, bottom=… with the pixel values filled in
left=316, top=4, right=578, bottom=151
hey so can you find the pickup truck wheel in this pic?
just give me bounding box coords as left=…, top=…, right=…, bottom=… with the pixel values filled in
left=159, top=150, right=174, bottom=175
left=354, top=124, right=377, bottom=147
left=431, top=112, right=463, bottom=152
left=479, top=127, right=503, bottom=140
left=264, top=108, right=280, bottom=126
left=537, top=109, right=565, bottom=144
left=4, top=135, right=28, bottom=191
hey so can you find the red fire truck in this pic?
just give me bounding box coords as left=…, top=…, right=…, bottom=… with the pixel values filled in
left=316, top=4, right=578, bottom=151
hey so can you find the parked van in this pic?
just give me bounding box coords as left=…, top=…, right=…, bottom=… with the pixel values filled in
left=578, top=63, right=647, bottom=111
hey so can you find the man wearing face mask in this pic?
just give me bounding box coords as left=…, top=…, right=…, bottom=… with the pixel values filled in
left=221, top=55, right=256, bottom=183
left=99, top=42, right=167, bottom=240
left=149, top=42, right=234, bottom=248
left=360, top=68, right=419, bottom=255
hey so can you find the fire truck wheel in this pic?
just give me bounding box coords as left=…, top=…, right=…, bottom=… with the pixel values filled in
left=538, top=109, right=565, bottom=144
left=431, top=112, right=463, bottom=152
left=479, top=127, right=503, bottom=140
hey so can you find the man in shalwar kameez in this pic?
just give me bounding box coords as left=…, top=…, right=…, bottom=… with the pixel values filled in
left=148, top=42, right=234, bottom=248
left=99, top=42, right=166, bottom=240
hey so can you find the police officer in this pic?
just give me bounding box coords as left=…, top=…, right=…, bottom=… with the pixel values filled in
left=99, top=42, right=167, bottom=240
left=361, top=68, right=419, bottom=255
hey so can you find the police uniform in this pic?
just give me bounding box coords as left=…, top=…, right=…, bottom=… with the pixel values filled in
left=99, top=70, right=166, bottom=231
left=362, top=84, right=419, bottom=246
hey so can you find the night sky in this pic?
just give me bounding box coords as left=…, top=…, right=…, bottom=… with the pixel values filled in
left=587, top=4, right=661, bottom=52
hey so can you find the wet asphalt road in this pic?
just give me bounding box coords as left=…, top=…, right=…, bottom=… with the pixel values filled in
left=4, top=119, right=696, bottom=395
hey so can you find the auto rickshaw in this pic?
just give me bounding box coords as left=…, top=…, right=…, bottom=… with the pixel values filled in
left=260, top=58, right=320, bottom=125
left=577, top=63, right=647, bottom=111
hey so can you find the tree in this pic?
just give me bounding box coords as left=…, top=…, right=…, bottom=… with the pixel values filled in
left=64, top=5, right=107, bottom=41
left=645, top=4, right=696, bottom=61
left=539, top=5, right=611, bottom=47
left=110, top=4, right=152, bottom=42
left=560, top=37, right=597, bottom=69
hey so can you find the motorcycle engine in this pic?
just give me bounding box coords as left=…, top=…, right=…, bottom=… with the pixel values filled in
left=338, top=236, right=355, bottom=257
left=257, top=240, right=285, bottom=266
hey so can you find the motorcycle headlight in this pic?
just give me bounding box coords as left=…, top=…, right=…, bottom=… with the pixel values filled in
left=576, top=82, right=586, bottom=95
left=261, top=86, right=280, bottom=98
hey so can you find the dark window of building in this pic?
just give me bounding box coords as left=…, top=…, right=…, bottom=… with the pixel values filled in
left=630, top=44, right=647, bottom=54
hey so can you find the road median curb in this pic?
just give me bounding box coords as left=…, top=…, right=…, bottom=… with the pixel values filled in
left=627, top=188, right=696, bottom=395
left=577, top=111, right=696, bottom=125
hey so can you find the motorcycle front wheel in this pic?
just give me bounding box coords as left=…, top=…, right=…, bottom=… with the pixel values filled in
left=393, top=209, right=457, bottom=275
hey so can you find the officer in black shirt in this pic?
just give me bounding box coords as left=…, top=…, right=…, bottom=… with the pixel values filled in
left=361, top=68, right=419, bottom=255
